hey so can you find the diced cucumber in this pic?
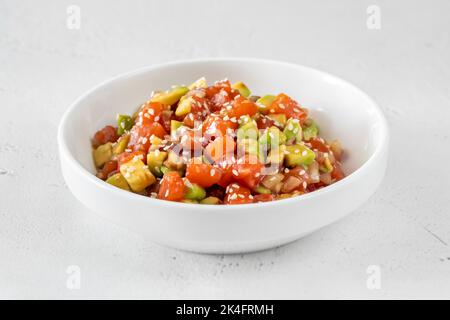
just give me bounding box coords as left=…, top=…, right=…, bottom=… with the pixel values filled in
left=231, top=81, right=251, bottom=98
left=93, top=142, right=113, bottom=168
left=284, top=144, right=315, bottom=167
left=113, top=134, right=130, bottom=155
left=302, top=120, right=319, bottom=141
left=283, top=118, right=302, bottom=142
left=184, top=181, right=206, bottom=200
left=147, top=150, right=168, bottom=177
left=160, top=165, right=171, bottom=175
left=151, top=86, right=189, bottom=105
left=106, top=173, right=131, bottom=191
left=120, top=157, right=156, bottom=192
left=116, top=114, right=134, bottom=135
left=200, top=196, right=220, bottom=205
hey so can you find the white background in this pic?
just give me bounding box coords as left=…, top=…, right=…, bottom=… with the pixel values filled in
left=1, top=0, right=450, bottom=299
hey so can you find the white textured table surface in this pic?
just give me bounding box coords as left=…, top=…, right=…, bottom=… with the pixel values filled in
left=1, top=0, right=450, bottom=299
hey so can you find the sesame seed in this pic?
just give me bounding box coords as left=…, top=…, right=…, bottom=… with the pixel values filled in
left=165, top=189, right=169, bottom=197
left=301, top=150, right=308, bottom=156
left=302, top=181, right=307, bottom=189
left=232, top=169, right=239, bottom=176
left=238, top=194, right=245, bottom=199
left=229, top=193, right=238, bottom=200
left=210, top=169, right=215, bottom=176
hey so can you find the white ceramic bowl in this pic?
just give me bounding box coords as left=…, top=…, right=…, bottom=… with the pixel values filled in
left=58, top=58, right=389, bottom=254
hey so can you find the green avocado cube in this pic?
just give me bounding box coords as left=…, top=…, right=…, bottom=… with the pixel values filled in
left=302, top=120, right=319, bottom=141
left=116, top=114, right=134, bottom=135
left=184, top=181, right=206, bottom=200
left=93, top=142, right=113, bottom=168
left=151, top=86, right=189, bottom=105
left=106, top=173, right=131, bottom=191
left=200, top=196, right=220, bottom=205
left=283, top=118, right=303, bottom=142
left=284, top=144, right=315, bottom=167
left=237, top=120, right=259, bottom=141
left=147, top=150, right=168, bottom=177
left=231, top=81, right=251, bottom=98
left=256, top=95, right=276, bottom=112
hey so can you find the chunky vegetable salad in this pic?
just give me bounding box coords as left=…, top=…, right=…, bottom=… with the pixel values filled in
left=92, top=78, right=345, bottom=204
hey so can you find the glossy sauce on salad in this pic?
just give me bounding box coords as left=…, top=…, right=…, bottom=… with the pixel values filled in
left=91, top=78, right=345, bottom=204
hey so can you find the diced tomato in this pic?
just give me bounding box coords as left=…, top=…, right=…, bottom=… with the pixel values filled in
left=232, top=154, right=264, bottom=189
left=205, top=136, right=236, bottom=162
left=266, top=93, right=308, bottom=124
left=158, top=171, right=186, bottom=201
left=253, top=194, right=274, bottom=203
left=224, top=183, right=253, bottom=205
left=331, top=162, right=345, bottom=181
left=185, top=162, right=222, bottom=188
left=138, top=102, right=164, bottom=126
left=309, top=137, right=330, bottom=153
left=92, top=125, right=119, bottom=148
left=129, top=122, right=167, bottom=153
left=227, top=97, right=258, bottom=119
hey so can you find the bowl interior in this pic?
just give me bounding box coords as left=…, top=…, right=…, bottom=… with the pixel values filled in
left=62, top=59, right=385, bottom=176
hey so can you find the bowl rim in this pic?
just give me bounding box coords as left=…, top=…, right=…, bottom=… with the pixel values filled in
left=58, top=57, right=389, bottom=210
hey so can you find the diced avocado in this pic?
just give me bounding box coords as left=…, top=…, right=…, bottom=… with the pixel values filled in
left=238, top=115, right=252, bottom=126
left=147, top=150, right=168, bottom=177
left=283, top=118, right=302, bottom=142
left=175, top=96, right=193, bottom=116
left=188, top=77, right=207, bottom=90
left=255, top=185, right=271, bottom=194
left=267, top=144, right=286, bottom=165
left=113, top=134, right=130, bottom=155
left=238, top=138, right=259, bottom=156
left=148, top=135, right=163, bottom=151
left=170, top=120, right=183, bottom=139
left=184, top=181, right=206, bottom=200
left=200, top=196, right=220, bottom=205
left=319, top=157, right=333, bottom=173
left=232, top=81, right=251, bottom=98
left=256, top=95, right=276, bottom=112
left=302, top=120, right=319, bottom=141
left=284, top=144, right=315, bottom=167
left=116, top=114, right=134, bottom=135
left=181, top=199, right=199, bottom=204
left=237, top=120, right=259, bottom=141
left=165, top=150, right=186, bottom=171
left=267, top=113, right=287, bottom=126
left=160, top=165, right=171, bottom=175
left=106, top=173, right=131, bottom=191
left=120, top=157, right=156, bottom=192
left=151, top=86, right=189, bottom=105
left=93, top=142, right=113, bottom=168
left=259, top=126, right=287, bottom=148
